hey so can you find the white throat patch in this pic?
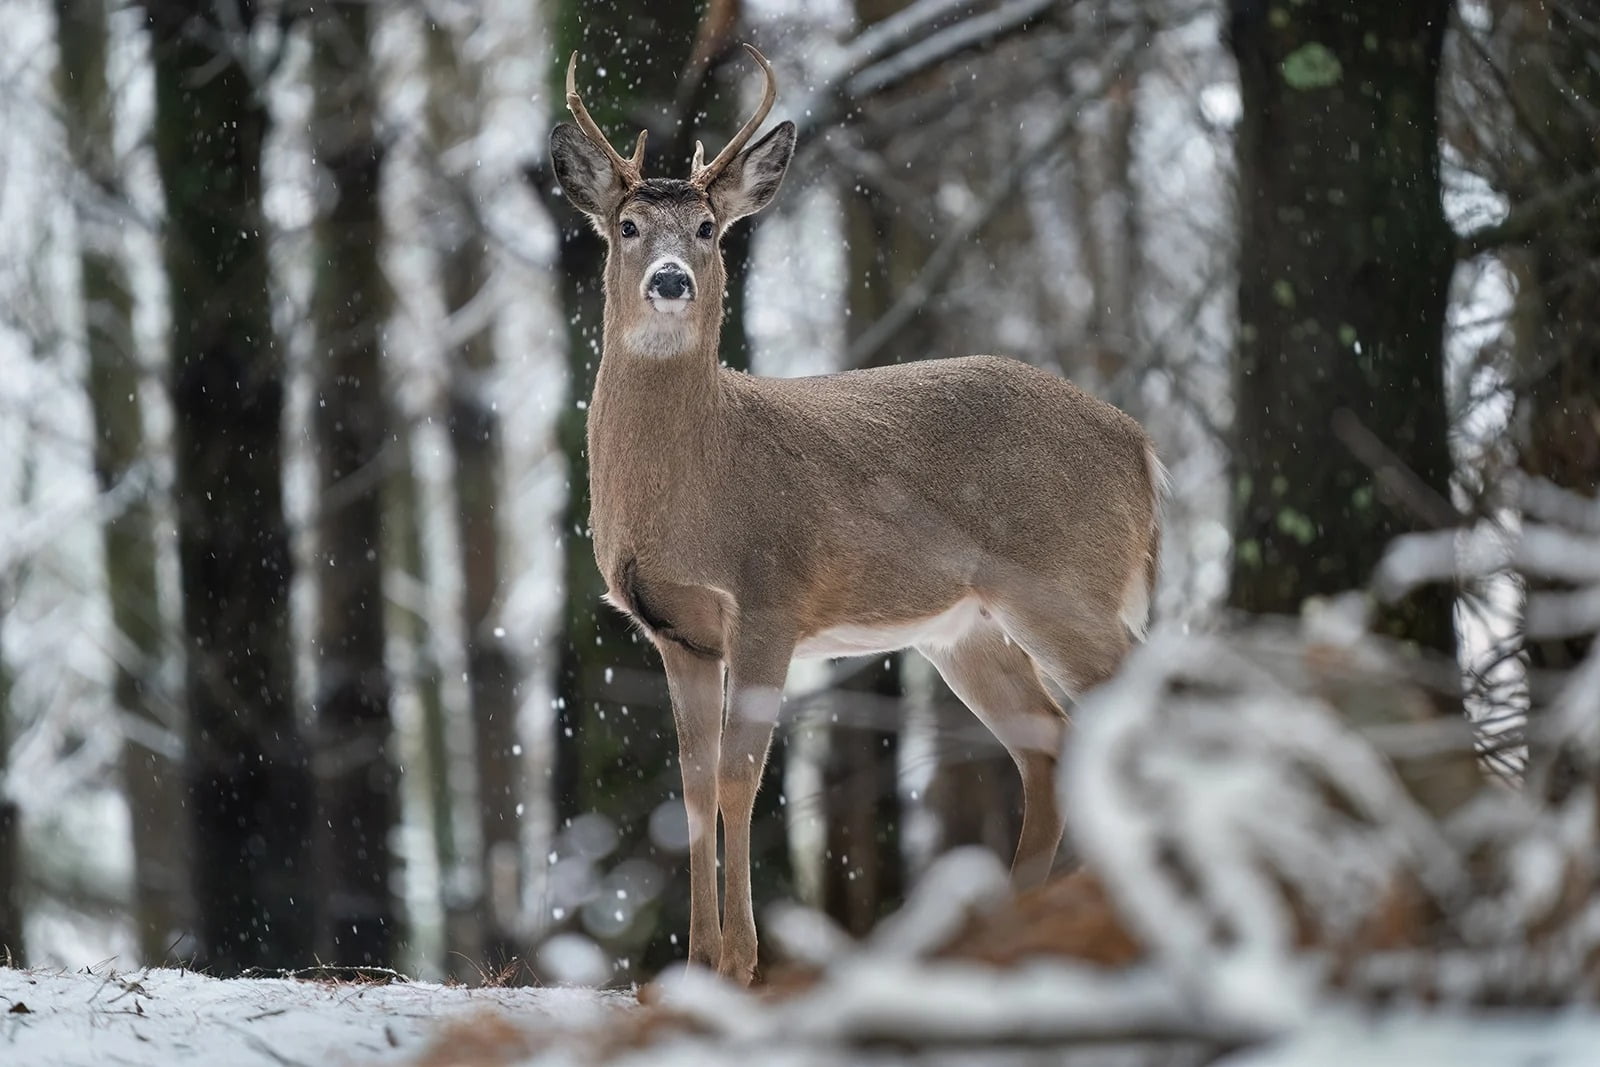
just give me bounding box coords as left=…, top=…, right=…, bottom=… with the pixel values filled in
left=626, top=315, right=696, bottom=359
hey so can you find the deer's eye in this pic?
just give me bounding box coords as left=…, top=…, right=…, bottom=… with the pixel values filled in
left=620, top=219, right=638, bottom=238
left=698, top=220, right=715, bottom=240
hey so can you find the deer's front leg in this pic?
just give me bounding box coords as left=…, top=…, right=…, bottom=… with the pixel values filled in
left=716, top=623, right=792, bottom=985
left=660, top=641, right=725, bottom=970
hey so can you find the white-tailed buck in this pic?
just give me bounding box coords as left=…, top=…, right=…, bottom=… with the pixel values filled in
left=551, top=46, right=1164, bottom=984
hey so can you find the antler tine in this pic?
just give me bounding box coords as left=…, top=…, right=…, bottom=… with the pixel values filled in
left=691, top=43, right=777, bottom=189
left=565, top=52, right=644, bottom=187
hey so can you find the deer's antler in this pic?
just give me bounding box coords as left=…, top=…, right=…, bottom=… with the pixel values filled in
left=690, top=44, right=776, bottom=190
left=565, top=52, right=647, bottom=188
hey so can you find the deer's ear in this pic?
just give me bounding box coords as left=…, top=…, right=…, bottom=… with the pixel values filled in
left=551, top=123, right=625, bottom=221
left=707, top=121, right=795, bottom=227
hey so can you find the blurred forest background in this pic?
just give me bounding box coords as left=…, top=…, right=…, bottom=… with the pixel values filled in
left=0, top=0, right=1594, bottom=985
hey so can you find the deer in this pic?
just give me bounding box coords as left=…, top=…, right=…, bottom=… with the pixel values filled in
left=549, top=45, right=1165, bottom=985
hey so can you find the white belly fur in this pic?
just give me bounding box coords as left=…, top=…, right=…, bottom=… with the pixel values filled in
left=794, top=597, right=988, bottom=660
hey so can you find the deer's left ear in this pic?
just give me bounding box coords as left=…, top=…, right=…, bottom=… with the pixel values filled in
left=707, top=121, right=795, bottom=226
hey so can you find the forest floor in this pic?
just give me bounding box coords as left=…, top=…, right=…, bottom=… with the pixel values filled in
left=6, top=963, right=1600, bottom=1067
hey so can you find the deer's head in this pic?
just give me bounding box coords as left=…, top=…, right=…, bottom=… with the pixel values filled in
left=551, top=46, right=795, bottom=358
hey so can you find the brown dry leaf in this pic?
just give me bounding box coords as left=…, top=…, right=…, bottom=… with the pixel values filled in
left=408, top=1012, right=549, bottom=1067
left=938, top=869, right=1143, bottom=968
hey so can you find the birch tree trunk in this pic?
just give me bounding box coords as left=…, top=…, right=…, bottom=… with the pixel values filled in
left=420, top=13, right=523, bottom=972
left=56, top=0, right=190, bottom=964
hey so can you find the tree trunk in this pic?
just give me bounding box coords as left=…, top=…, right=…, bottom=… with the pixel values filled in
left=815, top=176, right=911, bottom=931
left=1491, top=0, right=1600, bottom=793
left=819, top=658, right=904, bottom=937
left=1226, top=1, right=1458, bottom=657
left=383, top=418, right=480, bottom=976
left=56, top=0, right=190, bottom=965
left=145, top=0, right=313, bottom=973
left=308, top=0, right=401, bottom=967
left=0, top=597, right=21, bottom=965
left=420, top=14, right=524, bottom=973
left=1075, top=66, right=1141, bottom=378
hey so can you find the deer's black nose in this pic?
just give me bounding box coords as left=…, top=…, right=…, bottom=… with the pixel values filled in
left=648, top=265, right=693, bottom=300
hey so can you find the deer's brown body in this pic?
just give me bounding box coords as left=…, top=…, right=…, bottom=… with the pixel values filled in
left=593, top=354, right=1156, bottom=663
left=553, top=47, right=1163, bottom=984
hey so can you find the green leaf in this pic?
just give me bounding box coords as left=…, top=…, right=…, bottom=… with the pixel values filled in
left=1275, top=507, right=1317, bottom=545
left=1282, top=43, right=1342, bottom=90
left=1237, top=539, right=1263, bottom=568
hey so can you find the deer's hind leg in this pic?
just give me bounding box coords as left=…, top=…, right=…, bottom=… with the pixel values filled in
left=988, top=589, right=1133, bottom=700
left=920, top=626, right=1067, bottom=888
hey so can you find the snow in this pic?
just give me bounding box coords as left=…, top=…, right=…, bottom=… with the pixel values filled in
left=0, top=966, right=625, bottom=1067
left=1216, top=1011, right=1600, bottom=1067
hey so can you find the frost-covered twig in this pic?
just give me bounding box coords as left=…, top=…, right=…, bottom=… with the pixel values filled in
left=844, top=0, right=1060, bottom=100
left=1063, top=622, right=1487, bottom=1022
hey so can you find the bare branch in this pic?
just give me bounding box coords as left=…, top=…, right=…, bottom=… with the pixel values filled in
left=847, top=30, right=1144, bottom=368
left=1331, top=408, right=1463, bottom=530
left=838, top=0, right=978, bottom=72
left=1456, top=168, right=1600, bottom=259
left=846, top=0, right=1059, bottom=99
left=792, top=0, right=1077, bottom=142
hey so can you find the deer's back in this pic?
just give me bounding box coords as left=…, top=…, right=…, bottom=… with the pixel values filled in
left=716, top=355, right=1155, bottom=619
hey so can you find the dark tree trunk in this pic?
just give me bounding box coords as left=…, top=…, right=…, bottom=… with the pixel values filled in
left=1226, top=1, right=1458, bottom=657
left=145, top=0, right=313, bottom=974
left=56, top=0, right=191, bottom=964
left=814, top=173, right=912, bottom=930
left=1503, top=4, right=1600, bottom=585
left=0, top=597, right=21, bottom=965
left=422, top=16, right=523, bottom=973
left=1488, top=1, right=1600, bottom=792
left=819, top=659, right=904, bottom=936
left=308, top=0, right=401, bottom=967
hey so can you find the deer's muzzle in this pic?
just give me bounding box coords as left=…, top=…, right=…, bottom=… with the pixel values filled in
left=645, top=259, right=695, bottom=309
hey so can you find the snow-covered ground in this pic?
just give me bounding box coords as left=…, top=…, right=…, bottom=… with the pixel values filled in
left=0, top=965, right=626, bottom=1066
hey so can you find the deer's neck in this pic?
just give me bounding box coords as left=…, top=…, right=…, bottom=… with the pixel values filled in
left=587, top=315, right=725, bottom=559
left=592, top=338, right=721, bottom=429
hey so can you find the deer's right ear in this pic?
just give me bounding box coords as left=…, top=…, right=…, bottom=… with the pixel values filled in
left=551, top=123, right=625, bottom=222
